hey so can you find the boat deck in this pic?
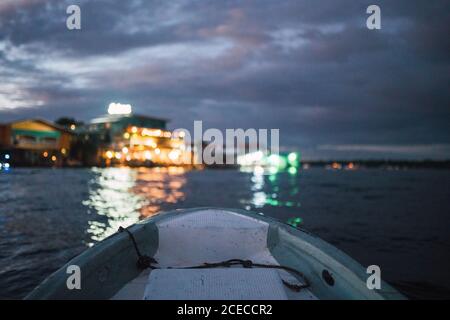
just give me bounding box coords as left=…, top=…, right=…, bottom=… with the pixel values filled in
left=113, top=209, right=316, bottom=300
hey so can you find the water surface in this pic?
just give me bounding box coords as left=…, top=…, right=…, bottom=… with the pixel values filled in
left=0, top=167, right=449, bottom=299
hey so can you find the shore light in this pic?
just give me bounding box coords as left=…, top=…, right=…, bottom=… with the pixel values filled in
left=288, top=153, right=296, bottom=161
left=267, top=154, right=287, bottom=169
left=168, top=150, right=180, bottom=161
left=288, top=166, right=298, bottom=175
left=287, top=152, right=299, bottom=167
left=288, top=152, right=297, bottom=162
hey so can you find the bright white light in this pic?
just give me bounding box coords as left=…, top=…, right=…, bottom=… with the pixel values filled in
left=168, top=150, right=180, bottom=161
left=108, top=103, right=132, bottom=115
left=253, top=166, right=264, bottom=175
left=4, top=163, right=10, bottom=168
left=237, top=151, right=264, bottom=166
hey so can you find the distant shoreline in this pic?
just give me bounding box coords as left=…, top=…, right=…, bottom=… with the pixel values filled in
left=3, top=160, right=450, bottom=170
left=301, top=159, right=450, bottom=169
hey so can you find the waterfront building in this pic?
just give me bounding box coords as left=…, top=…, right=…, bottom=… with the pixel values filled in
left=0, top=119, right=74, bottom=166
left=0, top=103, right=194, bottom=167
left=84, top=113, right=191, bottom=166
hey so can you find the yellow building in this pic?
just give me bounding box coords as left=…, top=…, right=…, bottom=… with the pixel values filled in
left=0, top=119, right=73, bottom=166
left=102, top=125, right=191, bottom=166
left=86, top=113, right=193, bottom=166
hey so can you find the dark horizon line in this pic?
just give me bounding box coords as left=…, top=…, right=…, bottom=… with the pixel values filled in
left=300, top=159, right=450, bottom=168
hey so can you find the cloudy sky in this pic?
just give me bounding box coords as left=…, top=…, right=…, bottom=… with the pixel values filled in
left=0, top=0, right=449, bottom=159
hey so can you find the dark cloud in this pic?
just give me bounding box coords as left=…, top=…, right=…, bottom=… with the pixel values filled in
left=0, top=0, right=449, bottom=159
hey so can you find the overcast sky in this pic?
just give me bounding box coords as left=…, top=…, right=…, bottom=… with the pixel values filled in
left=0, top=0, right=449, bottom=159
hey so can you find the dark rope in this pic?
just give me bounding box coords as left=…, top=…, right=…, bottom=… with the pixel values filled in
left=118, top=226, right=157, bottom=269
left=178, top=259, right=310, bottom=291
left=118, top=227, right=310, bottom=292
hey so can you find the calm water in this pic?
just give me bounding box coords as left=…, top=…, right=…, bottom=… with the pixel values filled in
left=0, top=167, right=449, bottom=299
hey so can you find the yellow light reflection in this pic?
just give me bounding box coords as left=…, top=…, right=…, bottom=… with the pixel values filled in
left=83, top=167, right=186, bottom=245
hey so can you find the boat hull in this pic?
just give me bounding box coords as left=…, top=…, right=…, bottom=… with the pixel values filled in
left=26, top=207, right=405, bottom=300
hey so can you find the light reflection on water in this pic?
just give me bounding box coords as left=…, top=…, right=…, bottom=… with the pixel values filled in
left=83, top=164, right=304, bottom=244
left=83, top=165, right=299, bottom=244
left=82, top=166, right=186, bottom=243
left=242, top=166, right=302, bottom=211
left=132, top=166, right=186, bottom=217
left=250, top=167, right=266, bottom=208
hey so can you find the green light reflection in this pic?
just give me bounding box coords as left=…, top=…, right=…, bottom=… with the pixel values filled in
left=287, top=217, right=303, bottom=228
